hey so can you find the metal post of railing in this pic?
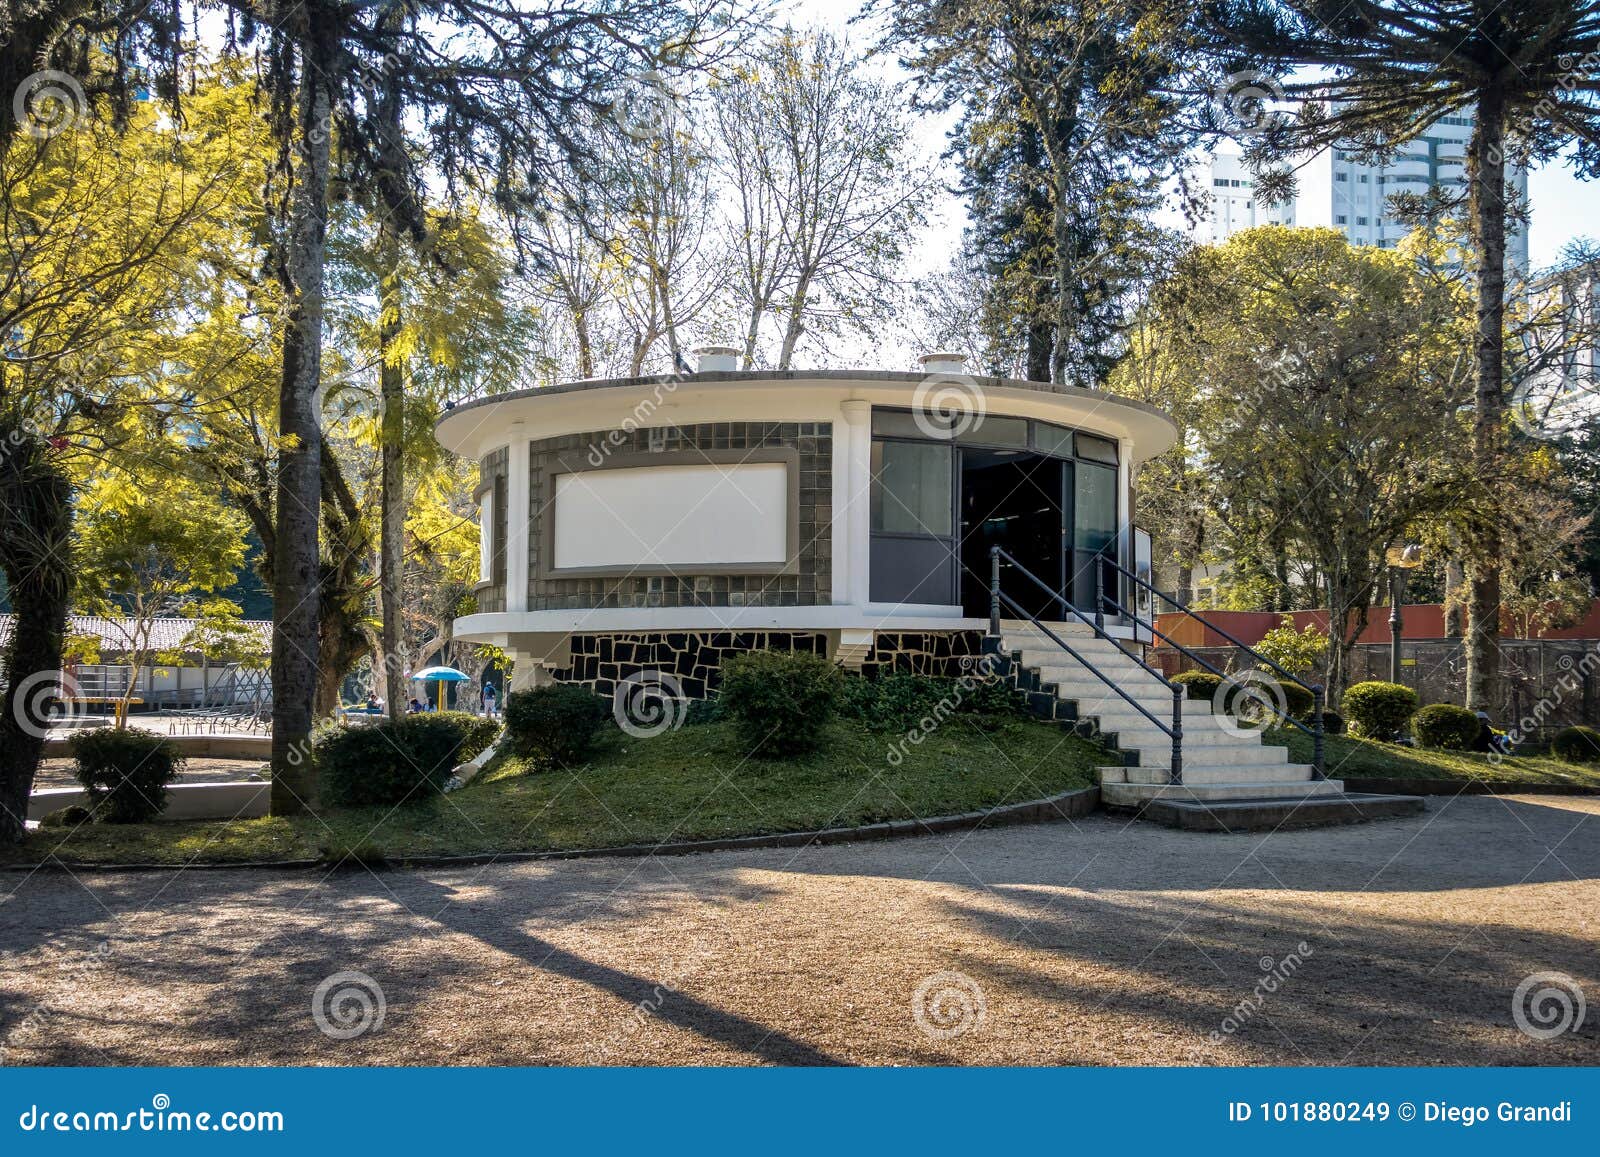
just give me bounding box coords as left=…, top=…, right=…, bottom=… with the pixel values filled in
left=1170, top=684, right=1183, bottom=785
left=1311, top=684, right=1326, bottom=779
left=988, top=546, right=1002, bottom=639
left=1094, top=555, right=1106, bottom=632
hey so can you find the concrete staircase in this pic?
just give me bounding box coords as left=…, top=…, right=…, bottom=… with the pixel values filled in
left=996, top=623, right=1424, bottom=829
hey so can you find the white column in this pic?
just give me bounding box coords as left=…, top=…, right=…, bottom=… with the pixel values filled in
left=837, top=400, right=873, bottom=608
left=506, top=427, right=530, bottom=613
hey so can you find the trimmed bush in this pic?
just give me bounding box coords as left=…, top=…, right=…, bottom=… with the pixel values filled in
left=1320, top=710, right=1346, bottom=736
left=1552, top=725, right=1600, bottom=763
left=1341, top=681, right=1419, bottom=740
left=1171, top=671, right=1222, bottom=701
left=1412, top=703, right=1481, bottom=751
left=68, top=726, right=185, bottom=824
left=503, top=683, right=607, bottom=765
left=719, top=649, right=840, bottom=756
left=318, top=712, right=498, bottom=808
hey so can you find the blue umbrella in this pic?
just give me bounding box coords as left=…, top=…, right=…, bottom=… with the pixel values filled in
left=412, top=666, right=470, bottom=710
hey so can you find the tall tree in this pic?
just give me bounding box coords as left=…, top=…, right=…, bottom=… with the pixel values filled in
left=1199, top=0, right=1600, bottom=706
left=1113, top=227, right=1476, bottom=693
left=880, top=0, right=1199, bottom=385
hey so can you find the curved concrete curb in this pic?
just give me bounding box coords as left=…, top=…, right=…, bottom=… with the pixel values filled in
left=1341, top=776, right=1600, bottom=797
left=2, top=786, right=1100, bottom=873
left=445, top=732, right=505, bottom=790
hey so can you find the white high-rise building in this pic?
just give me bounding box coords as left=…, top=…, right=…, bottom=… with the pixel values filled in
left=1206, top=151, right=1295, bottom=242
left=1204, top=111, right=1530, bottom=274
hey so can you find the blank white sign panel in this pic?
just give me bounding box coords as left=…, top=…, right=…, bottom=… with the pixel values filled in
left=552, top=462, right=789, bottom=569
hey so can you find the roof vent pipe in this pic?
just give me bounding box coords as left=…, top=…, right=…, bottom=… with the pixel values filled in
left=693, top=346, right=740, bottom=373
left=918, top=351, right=968, bottom=375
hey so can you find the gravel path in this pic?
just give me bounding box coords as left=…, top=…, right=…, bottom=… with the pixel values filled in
left=2, top=794, right=1596, bottom=1066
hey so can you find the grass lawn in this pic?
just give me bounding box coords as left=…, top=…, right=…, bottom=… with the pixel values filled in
left=1272, top=728, right=1600, bottom=790
left=5, top=716, right=1103, bottom=867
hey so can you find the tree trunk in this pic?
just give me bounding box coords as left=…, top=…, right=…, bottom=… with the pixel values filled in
left=778, top=272, right=813, bottom=370
left=1025, top=322, right=1052, bottom=383
left=377, top=222, right=407, bottom=718
left=1049, top=178, right=1074, bottom=386
left=1444, top=558, right=1465, bottom=639
left=0, top=430, right=74, bottom=843
left=270, top=37, right=336, bottom=815
left=1465, top=85, right=1508, bottom=711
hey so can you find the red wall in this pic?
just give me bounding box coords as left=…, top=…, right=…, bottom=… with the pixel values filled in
left=1153, top=600, right=1600, bottom=648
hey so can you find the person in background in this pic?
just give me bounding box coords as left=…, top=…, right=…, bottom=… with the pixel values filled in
left=482, top=681, right=498, bottom=717
left=407, top=697, right=424, bottom=714
left=365, top=691, right=382, bottom=714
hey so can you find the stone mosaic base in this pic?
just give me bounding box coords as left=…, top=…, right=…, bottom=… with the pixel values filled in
left=550, top=630, right=992, bottom=700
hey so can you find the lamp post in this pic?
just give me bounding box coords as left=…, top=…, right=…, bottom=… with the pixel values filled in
left=1386, top=544, right=1424, bottom=683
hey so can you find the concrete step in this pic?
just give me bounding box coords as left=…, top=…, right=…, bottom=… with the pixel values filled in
left=1114, top=745, right=1291, bottom=769
left=1100, top=778, right=1345, bottom=805
left=1137, top=793, right=1426, bottom=832
left=1078, top=711, right=1265, bottom=740
left=1106, top=762, right=1315, bottom=786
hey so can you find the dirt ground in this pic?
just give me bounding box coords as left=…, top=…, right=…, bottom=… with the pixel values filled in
left=33, top=758, right=264, bottom=789
left=1, top=794, right=1596, bottom=1066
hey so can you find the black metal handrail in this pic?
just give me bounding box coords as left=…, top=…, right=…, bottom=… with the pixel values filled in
left=1097, top=553, right=1325, bottom=778
left=988, top=546, right=1184, bottom=784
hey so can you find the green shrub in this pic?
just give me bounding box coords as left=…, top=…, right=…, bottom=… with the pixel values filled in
left=684, top=696, right=723, bottom=726
left=1412, top=703, right=1481, bottom=750
left=1171, top=671, right=1222, bottom=701
left=1173, top=671, right=1316, bottom=726
left=833, top=668, right=1024, bottom=732
left=1551, top=725, right=1600, bottom=763
left=1320, top=710, right=1346, bottom=736
left=1341, top=681, right=1419, bottom=740
left=68, top=727, right=185, bottom=824
left=423, top=711, right=501, bottom=763
left=318, top=712, right=496, bottom=808
left=1275, top=679, right=1316, bottom=721
left=503, top=683, right=607, bottom=765
left=719, top=649, right=840, bottom=756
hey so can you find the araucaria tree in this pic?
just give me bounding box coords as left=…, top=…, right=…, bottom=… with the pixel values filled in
left=879, top=0, right=1198, bottom=385
left=1200, top=0, right=1600, bottom=707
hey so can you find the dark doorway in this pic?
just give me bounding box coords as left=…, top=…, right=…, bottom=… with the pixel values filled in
left=959, top=450, right=1066, bottom=618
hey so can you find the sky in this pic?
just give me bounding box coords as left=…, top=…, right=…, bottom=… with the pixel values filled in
left=806, top=0, right=1597, bottom=274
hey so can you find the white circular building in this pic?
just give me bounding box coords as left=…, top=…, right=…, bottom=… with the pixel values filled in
left=434, top=350, right=1178, bottom=696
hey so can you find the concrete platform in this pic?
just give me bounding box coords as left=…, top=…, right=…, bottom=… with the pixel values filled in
left=1128, top=792, right=1426, bottom=832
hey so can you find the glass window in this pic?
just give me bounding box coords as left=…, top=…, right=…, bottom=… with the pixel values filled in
left=1075, top=433, right=1119, bottom=464
left=955, top=414, right=1028, bottom=447
left=478, top=486, right=494, bottom=581
left=1034, top=422, right=1075, bottom=458
left=1073, top=463, right=1117, bottom=553
left=871, top=441, right=952, bottom=536
left=872, top=408, right=951, bottom=439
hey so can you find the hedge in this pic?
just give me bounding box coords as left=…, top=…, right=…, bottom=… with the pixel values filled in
left=1552, top=725, right=1600, bottom=764
left=318, top=711, right=500, bottom=808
